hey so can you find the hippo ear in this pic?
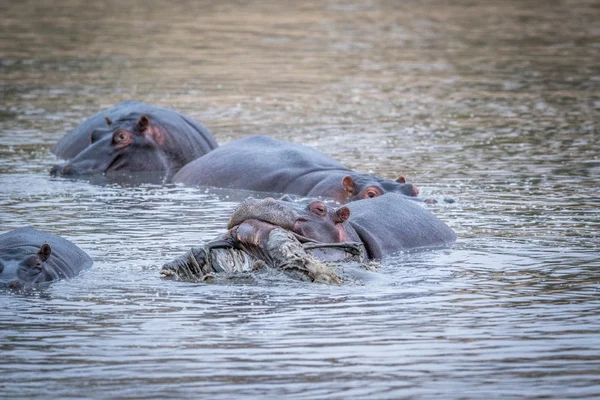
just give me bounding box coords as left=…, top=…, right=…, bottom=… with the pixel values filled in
left=335, top=207, right=351, bottom=223
left=279, top=194, right=294, bottom=202
left=137, top=115, right=150, bottom=134
left=105, top=116, right=112, bottom=126
left=38, top=243, right=52, bottom=261
left=342, top=176, right=355, bottom=195
left=396, top=175, right=406, bottom=184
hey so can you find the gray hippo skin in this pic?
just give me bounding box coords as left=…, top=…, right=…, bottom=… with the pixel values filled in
left=161, top=193, right=456, bottom=283
left=0, top=227, right=93, bottom=289
left=227, top=192, right=457, bottom=259
left=51, top=100, right=218, bottom=180
left=172, top=135, right=419, bottom=203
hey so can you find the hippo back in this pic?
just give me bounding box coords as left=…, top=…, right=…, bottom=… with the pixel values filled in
left=52, top=100, right=217, bottom=160
left=173, top=135, right=349, bottom=193
left=0, top=227, right=93, bottom=282
left=346, top=193, right=457, bottom=259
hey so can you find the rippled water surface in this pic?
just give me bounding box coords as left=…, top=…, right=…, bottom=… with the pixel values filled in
left=1, top=0, right=599, bottom=398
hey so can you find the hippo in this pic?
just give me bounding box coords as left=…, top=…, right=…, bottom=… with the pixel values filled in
left=162, top=193, right=456, bottom=283
left=50, top=100, right=218, bottom=181
left=227, top=192, right=456, bottom=259
left=0, top=227, right=93, bottom=289
left=172, top=135, right=420, bottom=203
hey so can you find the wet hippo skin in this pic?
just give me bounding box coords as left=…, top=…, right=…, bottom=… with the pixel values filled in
left=173, top=135, right=420, bottom=203
left=51, top=100, right=218, bottom=181
left=0, top=227, right=93, bottom=289
left=226, top=192, right=457, bottom=260
left=161, top=193, right=456, bottom=283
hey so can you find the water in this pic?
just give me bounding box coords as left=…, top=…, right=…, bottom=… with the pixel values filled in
left=1, top=0, right=599, bottom=398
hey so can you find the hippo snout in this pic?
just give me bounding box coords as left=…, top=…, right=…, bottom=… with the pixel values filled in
left=50, top=163, right=75, bottom=176
left=50, top=164, right=61, bottom=176
left=8, top=279, right=23, bottom=290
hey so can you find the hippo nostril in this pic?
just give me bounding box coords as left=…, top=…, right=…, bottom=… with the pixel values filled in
left=50, top=164, right=73, bottom=176
left=411, top=185, right=420, bottom=197
left=50, top=165, right=61, bottom=176
left=8, top=280, right=22, bottom=290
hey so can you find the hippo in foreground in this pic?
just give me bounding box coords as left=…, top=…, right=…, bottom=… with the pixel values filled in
left=51, top=101, right=218, bottom=182
left=173, top=135, right=420, bottom=203
left=162, top=193, right=456, bottom=283
left=0, top=228, right=93, bottom=289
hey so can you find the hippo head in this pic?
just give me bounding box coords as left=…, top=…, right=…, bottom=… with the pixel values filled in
left=341, top=174, right=419, bottom=201
left=50, top=114, right=173, bottom=178
left=0, top=243, right=55, bottom=288
left=228, top=196, right=359, bottom=244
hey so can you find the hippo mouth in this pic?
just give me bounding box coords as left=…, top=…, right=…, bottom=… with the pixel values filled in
left=50, top=163, right=87, bottom=177
left=4, top=279, right=24, bottom=290
left=0, top=275, right=34, bottom=290
left=50, top=158, right=114, bottom=176
left=50, top=163, right=67, bottom=176
left=50, top=162, right=92, bottom=177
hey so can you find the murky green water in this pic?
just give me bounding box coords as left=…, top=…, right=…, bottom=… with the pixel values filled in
left=1, top=0, right=599, bottom=398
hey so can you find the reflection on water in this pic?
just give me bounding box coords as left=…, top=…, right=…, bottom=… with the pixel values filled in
left=1, top=0, right=599, bottom=398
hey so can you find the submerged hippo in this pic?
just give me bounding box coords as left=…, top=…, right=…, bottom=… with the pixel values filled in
left=0, top=227, right=93, bottom=289
left=51, top=101, right=218, bottom=181
left=227, top=192, right=456, bottom=259
left=173, top=135, right=419, bottom=203
left=162, top=193, right=456, bottom=283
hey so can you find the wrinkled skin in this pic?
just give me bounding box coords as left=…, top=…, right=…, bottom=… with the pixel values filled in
left=226, top=193, right=457, bottom=260
left=161, top=225, right=351, bottom=284
left=228, top=197, right=359, bottom=245
left=0, top=228, right=93, bottom=289
left=51, top=100, right=218, bottom=181
left=173, top=135, right=419, bottom=203
left=161, top=194, right=456, bottom=283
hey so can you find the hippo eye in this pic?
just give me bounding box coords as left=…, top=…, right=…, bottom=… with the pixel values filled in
left=365, top=189, right=379, bottom=198
left=308, top=201, right=326, bottom=216
left=112, top=131, right=131, bottom=146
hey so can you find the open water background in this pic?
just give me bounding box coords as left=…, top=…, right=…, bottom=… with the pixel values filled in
left=1, top=0, right=599, bottom=398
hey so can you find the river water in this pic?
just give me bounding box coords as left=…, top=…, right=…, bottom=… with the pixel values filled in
left=1, top=0, right=599, bottom=398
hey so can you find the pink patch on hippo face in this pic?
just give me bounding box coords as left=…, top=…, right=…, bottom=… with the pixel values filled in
left=336, top=222, right=355, bottom=243
left=147, top=126, right=165, bottom=146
